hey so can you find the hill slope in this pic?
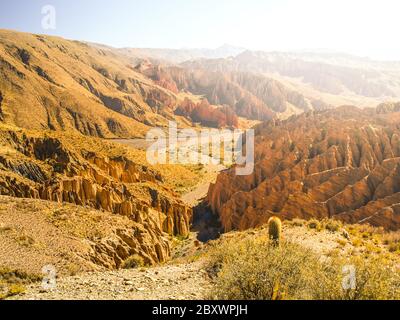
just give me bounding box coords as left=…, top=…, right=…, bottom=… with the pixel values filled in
left=183, top=51, right=400, bottom=107
left=207, top=107, right=400, bottom=231
left=0, top=30, right=187, bottom=138
left=0, top=123, right=202, bottom=270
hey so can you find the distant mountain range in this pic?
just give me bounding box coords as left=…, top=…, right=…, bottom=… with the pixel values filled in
left=1, top=29, right=400, bottom=138
left=119, top=44, right=246, bottom=64
left=182, top=50, right=400, bottom=107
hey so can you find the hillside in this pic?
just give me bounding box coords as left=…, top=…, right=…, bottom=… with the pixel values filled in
left=183, top=51, right=400, bottom=108
left=2, top=29, right=400, bottom=301
left=0, top=30, right=328, bottom=133
left=0, top=122, right=207, bottom=272
left=6, top=217, right=400, bottom=300
left=0, top=30, right=192, bottom=138
left=135, top=62, right=332, bottom=121
left=207, top=106, right=400, bottom=231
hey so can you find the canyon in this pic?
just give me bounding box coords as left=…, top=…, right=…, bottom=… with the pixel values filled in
left=2, top=30, right=400, bottom=300
left=0, top=124, right=194, bottom=272
left=207, top=105, right=400, bottom=231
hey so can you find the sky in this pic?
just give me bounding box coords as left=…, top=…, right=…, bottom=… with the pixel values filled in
left=0, top=0, right=399, bottom=60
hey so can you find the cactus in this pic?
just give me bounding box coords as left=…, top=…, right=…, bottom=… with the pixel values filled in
left=268, top=216, right=282, bottom=246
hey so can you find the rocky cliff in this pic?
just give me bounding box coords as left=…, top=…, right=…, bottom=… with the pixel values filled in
left=175, top=98, right=239, bottom=128
left=207, top=106, right=400, bottom=231
left=135, top=62, right=327, bottom=121
left=0, top=125, right=192, bottom=265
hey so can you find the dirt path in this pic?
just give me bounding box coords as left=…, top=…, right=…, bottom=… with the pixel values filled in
left=12, top=261, right=211, bottom=300
left=113, top=137, right=226, bottom=207
left=181, top=162, right=225, bottom=207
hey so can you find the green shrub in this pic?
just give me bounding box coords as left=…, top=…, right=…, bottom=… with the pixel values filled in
left=323, top=220, right=342, bottom=233
left=121, top=254, right=145, bottom=269
left=307, top=219, right=321, bottom=231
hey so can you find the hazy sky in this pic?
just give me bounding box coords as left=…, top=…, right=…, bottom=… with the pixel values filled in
left=0, top=0, right=399, bottom=60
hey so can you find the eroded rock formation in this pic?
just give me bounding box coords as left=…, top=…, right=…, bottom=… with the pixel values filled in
left=175, top=98, right=239, bottom=128
left=207, top=106, right=400, bottom=231
left=0, top=128, right=192, bottom=265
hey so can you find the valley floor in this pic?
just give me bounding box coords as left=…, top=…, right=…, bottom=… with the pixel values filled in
left=9, top=223, right=354, bottom=300
left=10, top=260, right=211, bottom=300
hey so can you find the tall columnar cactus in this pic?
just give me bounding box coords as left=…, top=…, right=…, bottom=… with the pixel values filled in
left=268, top=216, right=282, bottom=246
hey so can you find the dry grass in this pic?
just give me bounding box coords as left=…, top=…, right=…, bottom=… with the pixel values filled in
left=206, top=235, right=400, bottom=300
left=0, top=196, right=150, bottom=276
left=307, top=219, right=322, bottom=231
left=0, top=267, right=41, bottom=300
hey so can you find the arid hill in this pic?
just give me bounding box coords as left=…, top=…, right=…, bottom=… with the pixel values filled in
left=175, top=98, right=239, bottom=128
left=5, top=30, right=366, bottom=135
left=183, top=51, right=400, bottom=108
left=0, top=30, right=190, bottom=138
left=207, top=106, right=400, bottom=231
left=0, top=123, right=197, bottom=269
left=136, top=62, right=329, bottom=120
left=1, top=30, right=315, bottom=134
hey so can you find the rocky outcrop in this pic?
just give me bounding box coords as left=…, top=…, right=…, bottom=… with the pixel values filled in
left=0, top=128, right=192, bottom=265
left=376, top=102, right=400, bottom=114
left=154, top=67, right=278, bottom=120
left=90, top=225, right=171, bottom=268
left=0, top=91, right=3, bottom=121
left=144, top=64, right=331, bottom=119
left=171, top=64, right=331, bottom=115
left=175, top=98, right=239, bottom=128
left=137, top=63, right=179, bottom=94
left=207, top=107, right=400, bottom=231
left=0, top=195, right=173, bottom=273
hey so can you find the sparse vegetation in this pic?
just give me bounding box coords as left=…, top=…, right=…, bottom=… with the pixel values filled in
left=0, top=267, right=41, bottom=300
left=206, top=236, right=400, bottom=300
left=323, top=219, right=342, bottom=233
left=207, top=238, right=319, bottom=300
left=121, top=254, right=145, bottom=269
left=0, top=267, right=42, bottom=284
left=307, top=219, right=322, bottom=231
left=288, top=219, right=305, bottom=227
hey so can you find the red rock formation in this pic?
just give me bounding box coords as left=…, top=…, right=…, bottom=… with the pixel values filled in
left=207, top=106, right=400, bottom=231
left=137, top=63, right=179, bottom=94
left=175, top=98, right=239, bottom=128
left=174, top=98, right=197, bottom=117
